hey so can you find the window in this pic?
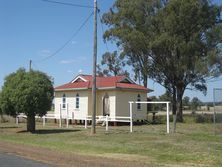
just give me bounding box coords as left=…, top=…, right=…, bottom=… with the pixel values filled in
left=137, top=94, right=141, bottom=110
left=76, top=93, right=79, bottom=109
left=62, top=94, right=66, bottom=109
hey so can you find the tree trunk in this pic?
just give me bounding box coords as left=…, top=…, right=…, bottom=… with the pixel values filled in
left=27, top=114, right=35, bottom=133
left=176, top=87, right=184, bottom=122
left=177, top=98, right=183, bottom=122
left=143, top=75, right=148, bottom=88
left=172, top=87, right=177, bottom=133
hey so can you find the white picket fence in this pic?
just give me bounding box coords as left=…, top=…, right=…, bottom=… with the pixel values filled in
left=16, top=101, right=170, bottom=133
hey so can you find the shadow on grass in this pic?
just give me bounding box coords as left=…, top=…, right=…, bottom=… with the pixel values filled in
left=0, top=126, right=19, bottom=129
left=17, top=129, right=81, bottom=134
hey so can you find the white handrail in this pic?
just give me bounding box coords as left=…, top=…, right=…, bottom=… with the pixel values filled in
left=130, top=101, right=170, bottom=134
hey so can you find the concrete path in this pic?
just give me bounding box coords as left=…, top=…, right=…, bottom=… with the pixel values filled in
left=0, top=152, right=53, bottom=167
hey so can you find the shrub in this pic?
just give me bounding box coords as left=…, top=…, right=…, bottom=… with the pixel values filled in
left=195, top=114, right=213, bottom=123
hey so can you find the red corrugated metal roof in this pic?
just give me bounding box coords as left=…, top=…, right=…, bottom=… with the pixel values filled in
left=55, top=75, right=148, bottom=91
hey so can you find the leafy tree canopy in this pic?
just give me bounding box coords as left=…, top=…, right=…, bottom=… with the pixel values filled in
left=102, top=0, right=165, bottom=87
left=102, top=0, right=222, bottom=125
left=183, top=96, right=190, bottom=106
left=191, top=97, right=202, bottom=111
left=97, top=51, right=129, bottom=77
left=0, top=68, right=54, bottom=132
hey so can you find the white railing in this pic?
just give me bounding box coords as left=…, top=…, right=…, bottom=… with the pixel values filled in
left=129, top=101, right=170, bottom=134
left=16, top=102, right=170, bottom=134
left=85, top=115, right=132, bottom=132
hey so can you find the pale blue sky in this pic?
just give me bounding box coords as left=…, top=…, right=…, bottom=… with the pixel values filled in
left=0, top=0, right=221, bottom=102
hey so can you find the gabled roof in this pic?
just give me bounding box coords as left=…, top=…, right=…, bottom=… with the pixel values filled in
left=55, top=74, right=149, bottom=92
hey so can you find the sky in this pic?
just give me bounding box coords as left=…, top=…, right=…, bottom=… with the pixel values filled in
left=0, top=0, right=222, bottom=102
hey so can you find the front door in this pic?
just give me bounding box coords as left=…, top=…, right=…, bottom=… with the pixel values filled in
left=103, top=94, right=110, bottom=116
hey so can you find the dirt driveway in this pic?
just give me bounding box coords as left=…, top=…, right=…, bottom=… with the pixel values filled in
left=0, top=141, right=150, bottom=167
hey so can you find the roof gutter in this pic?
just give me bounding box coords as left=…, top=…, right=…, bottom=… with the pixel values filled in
left=54, top=87, right=88, bottom=91
left=54, top=87, right=152, bottom=92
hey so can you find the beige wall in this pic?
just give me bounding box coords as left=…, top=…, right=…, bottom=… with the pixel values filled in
left=116, top=90, right=147, bottom=120
left=54, top=90, right=89, bottom=119
left=97, top=90, right=116, bottom=117
left=55, top=89, right=116, bottom=119
left=55, top=89, right=147, bottom=120
left=88, top=90, right=116, bottom=117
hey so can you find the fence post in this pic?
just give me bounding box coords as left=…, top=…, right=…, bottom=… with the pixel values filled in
left=16, top=116, right=19, bottom=125
left=66, top=104, right=69, bottom=128
left=85, top=116, right=87, bottom=129
left=166, top=102, right=170, bottom=134
left=129, top=102, right=133, bottom=133
left=106, top=115, right=108, bottom=131
left=59, top=104, right=62, bottom=127
left=43, top=116, right=46, bottom=127
left=213, top=88, right=216, bottom=135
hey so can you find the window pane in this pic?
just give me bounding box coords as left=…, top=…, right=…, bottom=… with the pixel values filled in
left=137, top=94, right=141, bottom=110
left=63, top=104, right=66, bottom=109
left=62, top=94, right=66, bottom=108
left=76, top=94, right=79, bottom=109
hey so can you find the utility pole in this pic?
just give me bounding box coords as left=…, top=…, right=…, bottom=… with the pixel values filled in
left=29, top=59, right=32, bottom=72
left=91, top=0, right=97, bottom=134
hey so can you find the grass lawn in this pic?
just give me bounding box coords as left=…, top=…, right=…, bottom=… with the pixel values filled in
left=0, top=120, right=221, bottom=167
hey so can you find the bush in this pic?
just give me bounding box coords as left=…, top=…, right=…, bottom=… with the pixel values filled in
left=146, top=113, right=214, bottom=124
left=195, top=114, right=213, bottom=123
left=215, top=113, right=222, bottom=123
left=0, top=114, right=10, bottom=123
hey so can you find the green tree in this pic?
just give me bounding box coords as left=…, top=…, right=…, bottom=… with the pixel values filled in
left=0, top=92, right=3, bottom=122
left=0, top=68, right=54, bottom=132
left=191, top=97, right=202, bottom=111
left=149, top=0, right=222, bottom=124
left=159, top=91, right=172, bottom=102
left=159, top=91, right=172, bottom=110
left=97, top=51, right=129, bottom=77
left=183, top=96, right=190, bottom=109
left=102, top=0, right=222, bottom=131
left=102, top=0, right=163, bottom=87
left=148, top=96, right=159, bottom=112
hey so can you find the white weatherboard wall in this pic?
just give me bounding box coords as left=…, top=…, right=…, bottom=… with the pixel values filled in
left=54, top=91, right=88, bottom=119
left=55, top=89, right=147, bottom=120
left=116, top=90, right=147, bottom=120
left=73, top=91, right=88, bottom=119
left=88, top=90, right=116, bottom=117
left=97, top=90, right=116, bottom=118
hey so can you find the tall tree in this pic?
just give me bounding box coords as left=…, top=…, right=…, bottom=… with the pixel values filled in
left=149, top=0, right=222, bottom=124
left=102, top=0, right=222, bottom=131
left=0, top=68, right=54, bottom=132
left=97, top=51, right=129, bottom=76
left=102, top=0, right=164, bottom=87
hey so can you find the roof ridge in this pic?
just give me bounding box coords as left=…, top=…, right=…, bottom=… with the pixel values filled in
left=80, top=74, right=91, bottom=76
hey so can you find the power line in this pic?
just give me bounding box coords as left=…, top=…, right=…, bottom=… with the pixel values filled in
left=35, top=11, right=94, bottom=63
left=42, top=0, right=93, bottom=8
